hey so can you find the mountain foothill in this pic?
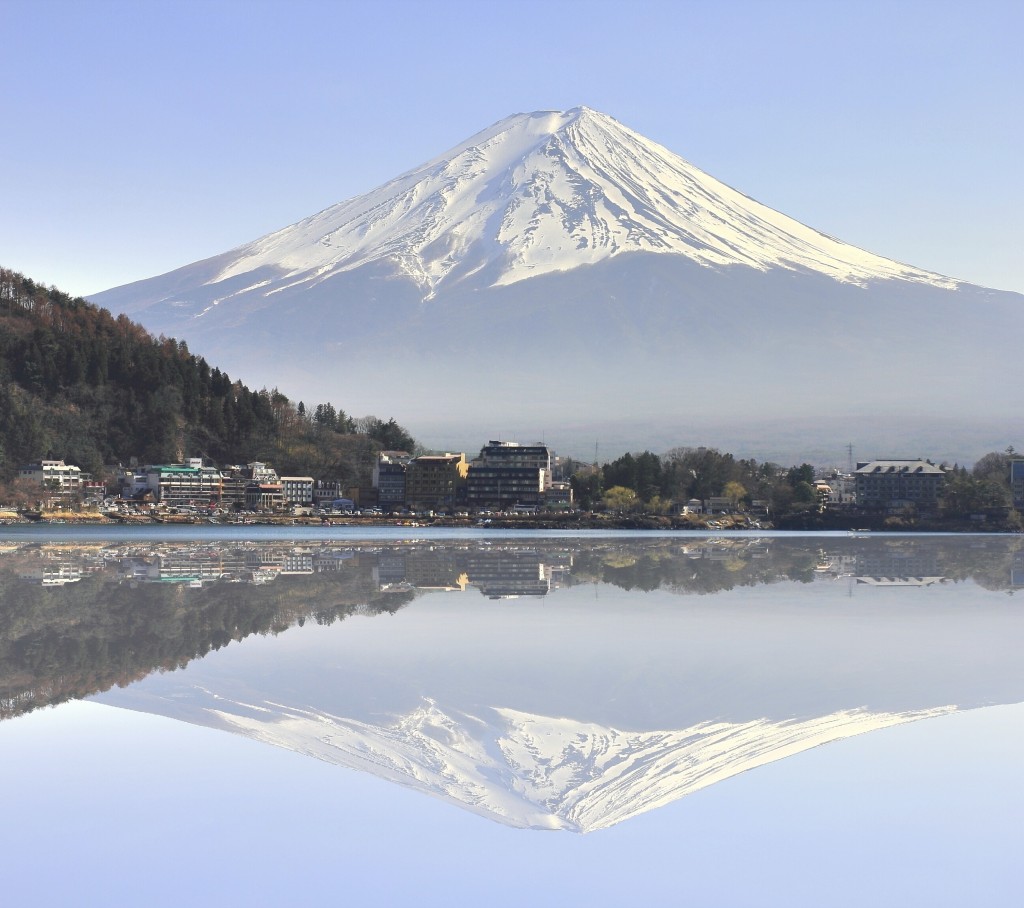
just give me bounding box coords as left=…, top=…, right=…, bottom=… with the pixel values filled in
left=0, top=268, right=415, bottom=494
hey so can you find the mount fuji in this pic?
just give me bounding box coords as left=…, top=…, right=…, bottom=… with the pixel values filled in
left=90, top=107, right=1022, bottom=458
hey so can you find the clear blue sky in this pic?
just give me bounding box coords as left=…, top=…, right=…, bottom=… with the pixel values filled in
left=4, top=0, right=1022, bottom=297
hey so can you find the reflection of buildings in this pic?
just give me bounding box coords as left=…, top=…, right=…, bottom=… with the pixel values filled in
left=1011, top=551, right=1024, bottom=588
left=370, top=547, right=571, bottom=598
left=83, top=545, right=360, bottom=586
left=121, top=549, right=228, bottom=586
left=855, top=576, right=945, bottom=587
left=312, top=550, right=354, bottom=572
left=375, top=553, right=410, bottom=591
left=11, top=539, right=1022, bottom=595
left=376, top=550, right=469, bottom=593
left=282, top=551, right=314, bottom=575
left=854, top=546, right=944, bottom=586
left=109, top=546, right=344, bottom=586
left=464, top=550, right=555, bottom=599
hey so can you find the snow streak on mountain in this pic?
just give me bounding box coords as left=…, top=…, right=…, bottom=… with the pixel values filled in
left=205, top=107, right=956, bottom=302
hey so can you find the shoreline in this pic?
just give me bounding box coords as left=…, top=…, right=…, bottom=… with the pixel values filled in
left=5, top=511, right=1020, bottom=534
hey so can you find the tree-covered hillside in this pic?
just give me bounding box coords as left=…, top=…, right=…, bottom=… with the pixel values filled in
left=0, top=268, right=415, bottom=483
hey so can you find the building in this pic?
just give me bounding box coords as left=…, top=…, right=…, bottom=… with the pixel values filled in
left=219, top=466, right=250, bottom=509
left=854, top=460, right=945, bottom=514
left=476, top=441, right=551, bottom=480
left=245, top=482, right=284, bottom=511
left=405, top=453, right=468, bottom=511
left=280, top=476, right=314, bottom=508
left=247, top=462, right=279, bottom=482
left=312, top=480, right=346, bottom=510
left=19, top=460, right=83, bottom=495
left=373, top=452, right=412, bottom=511
left=138, top=460, right=223, bottom=507
left=545, top=481, right=574, bottom=509
left=1011, top=460, right=1024, bottom=510
left=817, top=471, right=856, bottom=507
left=704, top=496, right=733, bottom=515
left=466, top=441, right=551, bottom=510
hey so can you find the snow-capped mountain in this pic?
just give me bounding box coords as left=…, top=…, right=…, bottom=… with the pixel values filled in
left=168, top=107, right=957, bottom=302
left=90, top=107, right=1022, bottom=456
left=171, top=693, right=954, bottom=833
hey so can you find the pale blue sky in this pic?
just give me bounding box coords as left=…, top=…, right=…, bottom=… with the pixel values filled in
left=3, top=0, right=1021, bottom=297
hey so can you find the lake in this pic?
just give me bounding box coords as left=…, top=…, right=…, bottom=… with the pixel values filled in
left=1, top=528, right=1022, bottom=906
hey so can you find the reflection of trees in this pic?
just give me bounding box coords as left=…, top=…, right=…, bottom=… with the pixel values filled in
left=568, top=540, right=822, bottom=593
left=569, top=537, right=1024, bottom=596
left=0, top=554, right=414, bottom=721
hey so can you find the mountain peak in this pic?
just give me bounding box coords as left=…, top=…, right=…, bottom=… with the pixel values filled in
left=200, top=106, right=956, bottom=300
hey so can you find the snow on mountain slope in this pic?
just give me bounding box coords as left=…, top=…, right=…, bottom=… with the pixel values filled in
left=162, top=107, right=958, bottom=309
left=192, top=694, right=952, bottom=833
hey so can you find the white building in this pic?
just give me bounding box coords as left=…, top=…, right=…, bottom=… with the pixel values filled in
left=19, top=460, right=82, bottom=494
left=280, top=476, right=314, bottom=507
left=137, top=461, right=223, bottom=506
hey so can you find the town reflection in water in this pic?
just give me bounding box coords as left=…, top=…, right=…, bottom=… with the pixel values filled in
left=2, top=534, right=1023, bottom=832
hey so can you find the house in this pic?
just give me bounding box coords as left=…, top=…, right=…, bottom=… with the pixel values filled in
left=704, top=496, right=732, bottom=515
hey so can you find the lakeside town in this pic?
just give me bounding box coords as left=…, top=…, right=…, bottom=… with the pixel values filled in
left=5, top=438, right=1024, bottom=531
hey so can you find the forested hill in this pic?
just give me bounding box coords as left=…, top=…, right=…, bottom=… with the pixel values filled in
left=0, top=268, right=415, bottom=482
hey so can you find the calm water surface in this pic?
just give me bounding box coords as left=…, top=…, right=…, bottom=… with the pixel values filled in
left=1, top=529, right=1021, bottom=906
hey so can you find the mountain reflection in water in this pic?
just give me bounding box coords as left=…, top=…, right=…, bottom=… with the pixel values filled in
left=2, top=534, right=1022, bottom=832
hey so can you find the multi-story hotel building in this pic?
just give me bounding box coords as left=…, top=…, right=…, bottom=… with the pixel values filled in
left=854, top=460, right=944, bottom=513
left=139, top=460, right=223, bottom=507
left=405, top=453, right=468, bottom=511
left=466, top=441, right=551, bottom=510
